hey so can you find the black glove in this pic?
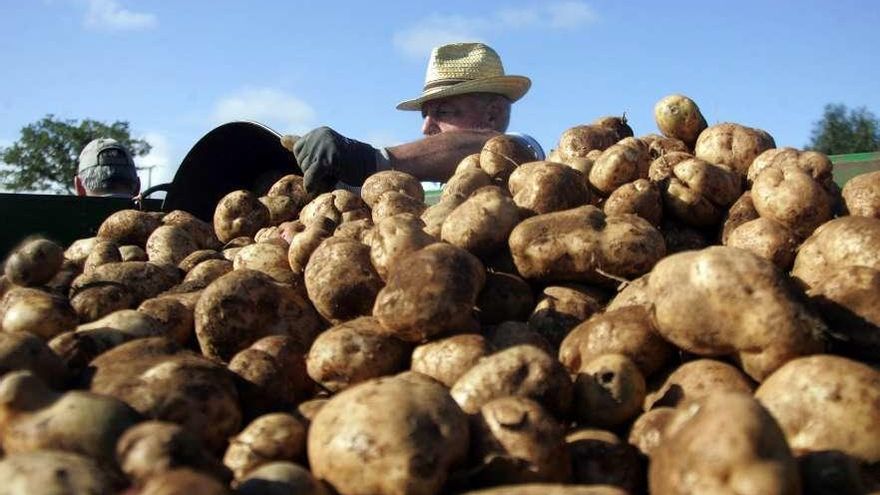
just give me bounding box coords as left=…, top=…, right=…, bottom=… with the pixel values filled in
left=293, top=126, right=378, bottom=194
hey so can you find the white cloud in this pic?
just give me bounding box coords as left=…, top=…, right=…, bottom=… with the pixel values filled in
left=134, top=131, right=177, bottom=191
left=363, top=131, right=406, bottom=149
left=394, top=2, right=597, bottom=58
left=83, top=0, right=157, bottom=32
left=211, top=88, right=316, bottom=136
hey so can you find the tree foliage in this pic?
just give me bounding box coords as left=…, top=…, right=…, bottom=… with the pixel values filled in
left=807, top=103, right=880, bottom=155
left=0, top=115, right=151, bottom=194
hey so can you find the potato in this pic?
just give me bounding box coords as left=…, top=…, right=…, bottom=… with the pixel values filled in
left=604, top=179, right=662, bottom=226
left=508, top=161, right=590, bottom=215
left=308, top=372, right=469, bottom=495
left=3, top=238, right=64, bottom=287
left=755, top=355, right=880, bottom=462
left=88, top=337, right=242, bottom=453
left=628, top=406, right=676, bottom=457
left=1, top=287, right=77, bottom=340
left=751, top=166, right=833, bottom=239
left=69, top=279, right=134, bottom=322
left=226, top=352, right=304, bottom=420
left=368, top=213, right=434, bottom=280
left=648, top=393, right=799, bottom=495
left=248, top=334, right=316, bottom=396
left=267, top=174, right=311, bottom=207
left=182, top=258, right=233, bottom=289
left=662, top=158, right=742, bottom=227
left=49, top=309, right=168, bottom=370
left=295, top=398, right=327, bottom=425
left=421, top=193, right=465, bottom=237
left=567, top=428, right=645, bottom=493
left=333, top=217, right=373, bottom=241
left=178, top=249, right=224, bottom=272
left=694, top=122, right=776, bottom=177
left=371, top=190, right=427, bottom=223
left=649, top=137, right=690, bottom=160
left=455, top=153, right=482, bottom=173
left=97, top=209, right=162, bottom=246
left=72, top=261, right=181, bottom=306
left=721, top=191, right=760, bottom=244
left=237, top=462, right=329, bottom=495
left=484, top=321, right=554, bottom=354
left=361, top=170, right=425, bottom=208
left=0, top=370, right=141, bottom=468
left=0, top=331, right=69, bottom=389
left=443, top=167, right=492, bottom=199
left=223, top=413, right=306, bottom=480
left=842, top=170, right=880, bottom=218
left=460, top=485, right=628, bottom=495
left=162, top=210, right=221, bottom=250
left=300, top=189, right=370, bottom=229
left=83, top=239, right=121, bottom=274
left=286, top=225, right=331, bottom=275
left=475, top=271, right=533, bottom=325
left=572, top=354, right=646, bottom=428
left=528, top=284, right=607, bottom=349
left=593, top=115, right=634, bottom=141
left=726, top=217, right=799, bottom=269
left=373, top=243, right=485, bottom=342
left=146, top=225, right=199, bottom=266
left=259, top=194, right=301, bottom=225
left=792, top=216, right=880, bottom=289
left=509, top=205, right=666, bottom=286
left=469, top=397, right=571, bottom=485
left=137, top=296, right=194, bottom=346
left=139, top=468, right=232, bottom=495
left=0, top=450, right=117, bottom=495
left=116, top=421, right=230, bottom=485
left=64, top=236, right=99, bottom=265
left=559, top=306, right=674, bottom=378
left=648, top=246, right=825, bottom=381
left=304, top=238, right=383, bottom=324
left=647, top=151, right=693, bottom=182
left=117, top=243, right=145, bottom=262
left=411, top=333, right=490, bottom=387
left=196, top=269, right=321, bottom=362
left=441, top=186, right=521, bottom=256
left=223, top=235, right=254, bottom=249
left=589, top=142, right=651, bottom=196
left=233, top=242, right=295, bottom=284
left=748, top=147, right=833, bottom=186
left=807, top=265, right=880, bottom=357
left=644, top=359, right=755, bottom=410
left=653, top=94, right=708, bottom=147
left=556, top=125, right=619, bottom=160
left=451, top=344, right=572, bottom=417
left=306, top=316, right=410, bottom=392
left=480, top=134, right=537, bottom=184
left=606, top=274, right=651, bottom=311
left=213, top=190, right=270, bottom=244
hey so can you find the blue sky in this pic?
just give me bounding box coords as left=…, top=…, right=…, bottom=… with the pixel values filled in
left=1, top=0, right=878, bottom=191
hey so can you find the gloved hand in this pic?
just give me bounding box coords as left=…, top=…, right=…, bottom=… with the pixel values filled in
left=293, top=126, right=378, bottom=194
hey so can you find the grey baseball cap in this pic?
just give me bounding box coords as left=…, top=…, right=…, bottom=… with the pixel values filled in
left=78, top=138, right=135, bottom=171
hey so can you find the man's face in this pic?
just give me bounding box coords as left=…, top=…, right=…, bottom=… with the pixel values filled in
left=420, top=94, right=491, bottom=136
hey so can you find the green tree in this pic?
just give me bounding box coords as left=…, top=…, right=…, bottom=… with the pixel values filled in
left=0, top=115, right=151, bottom=194
left=807, top=103, right=880, bottom=155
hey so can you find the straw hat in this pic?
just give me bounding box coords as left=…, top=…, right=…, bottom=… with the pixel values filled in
left=396, top=42, right=531, bottom=111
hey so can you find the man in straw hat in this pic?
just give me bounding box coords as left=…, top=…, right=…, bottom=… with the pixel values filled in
left=293, top=42, right=542, bottom=194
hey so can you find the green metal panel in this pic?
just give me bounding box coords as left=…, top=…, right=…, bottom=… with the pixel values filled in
left=830, top=152, right=880, bottom=186
left=0, top=193, right=162, bottom=258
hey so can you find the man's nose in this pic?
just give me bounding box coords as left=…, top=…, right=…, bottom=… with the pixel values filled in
left=422, top=116, right=440, bottom=136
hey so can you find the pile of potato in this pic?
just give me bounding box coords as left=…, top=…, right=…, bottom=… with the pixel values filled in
left=1, top=94, right=879, bottom=495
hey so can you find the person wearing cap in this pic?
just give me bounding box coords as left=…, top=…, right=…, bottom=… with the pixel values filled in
left=75, top=138, right=141, bottom=197
left=293, top=42, right=542, bottom=194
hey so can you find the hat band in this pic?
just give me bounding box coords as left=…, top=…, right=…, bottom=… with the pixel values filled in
left=423, top=78, right=469, bottom=91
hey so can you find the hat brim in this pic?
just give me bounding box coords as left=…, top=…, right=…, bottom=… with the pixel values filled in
left=396, top=75, right=531, bottom=111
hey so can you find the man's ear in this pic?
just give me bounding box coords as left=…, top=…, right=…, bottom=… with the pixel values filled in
left=74, top=176, right=87, bottom=196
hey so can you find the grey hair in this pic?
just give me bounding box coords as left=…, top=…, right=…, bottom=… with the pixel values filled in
left=78, top=164, right=139, bottom=195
